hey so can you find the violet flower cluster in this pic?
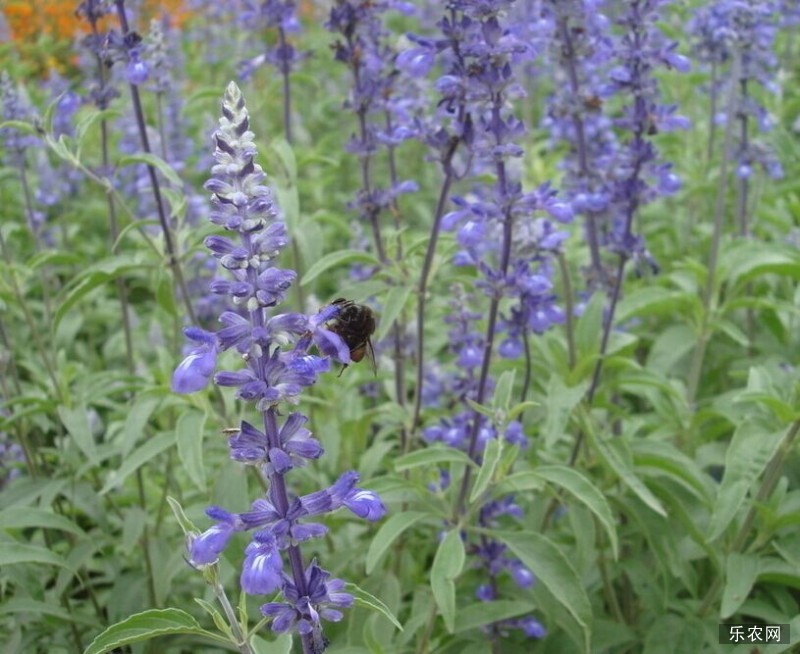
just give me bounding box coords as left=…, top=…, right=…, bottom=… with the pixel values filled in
left=423, top=288, right=542, bottom=642
left=0, top=405, right=24, bottom=491
left=172, top=82, right=385, bottom=652
left=144, top=16, right=193, bottom=172
left=1, top=71, right=51, bottom=245
left=326, top=0, right=421, bottom=264
left=538, top=0, right=617, bottom=285
left=0, top=71, right=38, bottom=166
left=402, top=2, right=573, bottom=358
left=401, top=1, right=560, bottom=640
left=543, top=0, right=690, bottom=281
left=77, top=0, right=119, bottom=113
left=688, top=0, right=783, bottom=180
left=185, top=0, right=242, bottom=64
left=237, top=0, right=307, bottom=144
left=238, top=1, right=305, bottom=81
left=600, top=0, right=690, bottom=266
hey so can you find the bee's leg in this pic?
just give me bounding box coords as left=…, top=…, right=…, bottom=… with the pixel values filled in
left=337, top=364, right=348, bottom=378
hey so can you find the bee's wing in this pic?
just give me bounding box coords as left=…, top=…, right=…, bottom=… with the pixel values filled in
left=366, top=338, right=377, bottom=376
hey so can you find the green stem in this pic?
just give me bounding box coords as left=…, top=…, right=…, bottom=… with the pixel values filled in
left=698, top=418, right=800, bottom=617
left=686, top=52, right=742, bottom=408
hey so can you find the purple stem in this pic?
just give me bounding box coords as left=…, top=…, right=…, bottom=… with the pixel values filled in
left=277, top=26, right=294, bottom=144
left=410, top=149, right=458, bottom=434
left=736, top=79, right=750, bottom=237
left=568, top=2, right=648, bottom=466
left=113, top=0, right=197, bottom=326
left=384, top=110, right=409, bottom=452
left=242, top=226, right=317, bottom=654
left=556, top=11, right=603, bottom=279
left=455, top=98, right=514, bottom=517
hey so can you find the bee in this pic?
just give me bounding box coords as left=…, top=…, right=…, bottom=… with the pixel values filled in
left=325, top=298, right=377, bottom=376
left=583, top=94, right=603, bottom=111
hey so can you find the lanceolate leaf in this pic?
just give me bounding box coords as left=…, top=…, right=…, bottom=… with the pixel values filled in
left=83, top=608, right=225, bottom=654
left=533, top=465, right=619, bottom=559
left=496, top=530, right=592, bottom=652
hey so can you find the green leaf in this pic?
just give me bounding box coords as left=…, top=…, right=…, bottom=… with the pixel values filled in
left=166, top=496, right=197, bottom=535
left=543, top=376, right=588, bottom=448
left=121, top=394, right=162, bottom=458
left=430, top=529, right=465, bottom=633
left=0, top=119, right=36, bottom=135
left=176, top=409, right=207, bottom=492
left=394, top=446, right=475, bottom=472
left=712, top=318, right=749, bottom=347
left=83, top=608, right=224, bottom=654
left=646, top=324, right=697, bottom=375
left=707, top=421, right=784, bottom=541
left=0, top=598, right=94, bottom=625
left=616, top=287, right=689, bottom=324
left=301, top=250, right=380, bottom=285
left=74, top=107, right=119, bottom=143
left=493, top=370, right=516, bottom=413
left=633, top=440, right=712, bottom=504
left=739, top=393, right=797, bottom=422
left=574, top=292, right=605, bottom=361
left=469, top=438, right=502, bottom=503
left=118, top=152, right=183, bottom=189
left=491, top=471, right=547, bottom=496
left=155, top=273, right=178, bottom=317
left=0, top=542, right=74, bottom=573
left=28, top=250, right=83, bottom=270
left=194, top=598, right=232, bottom=639
left=591, top=433, right=667, bottom=517
left=508, top=400, right=538, bottom=421
left=54, top=254, right=143, bottom=330
left=642, top=614, right=705, bottom=654
left=496, top=530, right=592, bottom=652
left=58, top=404, right=97, bottom=464
left=454, top=600, right=537, bottom=633
left=464, top=397, right=493, bottom=419
left=756, top=557, right=800, bottom=590
left=100, top=431, right=175, bottom=495
left=347, top=583, right=403, bottom=631
left=250, top=634, right=293, bottom=654
left=723, top=241, right=800, bottom=286
left=721, top=553, right=759, bottom=619
left=366, top=511, right=429, bottom=574
left=268, top=137, right=298, bottom=183
left=374, top=284, right=412, bottom=343
left=533, top=465, right=619, bottom=559
left=0, top=507, right=85, bottom=537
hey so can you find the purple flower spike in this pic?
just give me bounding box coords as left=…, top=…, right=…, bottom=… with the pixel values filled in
left=177, top=82, right=386, bottom=649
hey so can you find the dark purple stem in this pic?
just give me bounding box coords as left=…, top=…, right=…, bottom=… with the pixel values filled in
left=568, top=1, right=648, bottom=466
left=556, top=11, right=603, bottom=279
left=113, top=0, right=197, bottom=325
left=736, top=78, right=749, bottom=237
left=455, top=97, right=514, bottom=517
left=277, top=26, right=294, bottom=144
left=242, top=226, right=317, bottom=654
left=87, top=11, right=135, bottom=376
left=411, top=148, right=458, bottom=434
left=384, top=110, right=409, bottom=453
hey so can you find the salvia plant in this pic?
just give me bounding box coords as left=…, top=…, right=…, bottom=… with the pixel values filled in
left=173, top=81, right=387, bottom=654
left=1, top=1, right=799, bottom=654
